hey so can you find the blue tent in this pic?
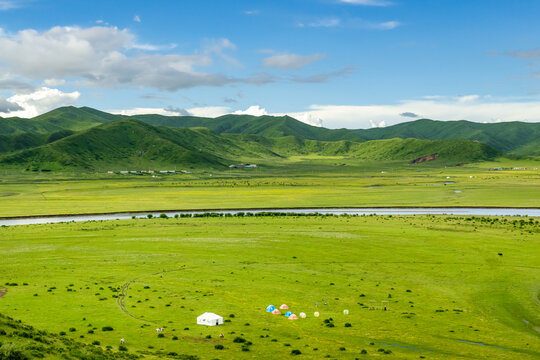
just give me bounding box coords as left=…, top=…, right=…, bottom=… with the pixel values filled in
left=266, top=305, right=276, bottom=312
left=284, top=311, right=293, bottom=317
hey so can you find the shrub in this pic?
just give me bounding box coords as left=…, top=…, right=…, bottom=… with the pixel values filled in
left=69, top=327, right=76, bottom=332
left=159, top=213, right=168, bottom=219
left=214, top=345, right=224, bottom=350
left=229, top=314, right=235, bottom=318
left=88, top=330, right=94, bottom=334
left=326, top=323, right=335, bottom=328
left=119, top=345, right=128, bottom=351
left=241, top=346, right=250, bottom=352
left=157, top=333, right=165, bottom=338
left=344, top=323, right=352, bottom=327
left=101, top=326, right=114, bottom=331
left=92, top=340, right=100, bottom=345
left=147, top=214, right=153, bottom=219
left=291, top=349, right=302, bottom=355
left=360, top=349, right=367, bottom=354
left=59, top=331, right=66, bottom=335
left=172, top=336, right=178, bottom=340
left=339, top=347, right=346, bottom=351
left=0, top=343, right=29, bottom=360
left=233, top=337, right=246, bottom=343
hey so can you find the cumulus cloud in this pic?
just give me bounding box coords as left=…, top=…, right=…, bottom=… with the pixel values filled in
left=400, top=112, right=420, bottom=118
left=263, top=54, right=326, bottom=69
left=4, top=87, right=80, bottom=118
left=0, top=26, right=240, bottom=91
left=0, top=96, right=23, bottom=113
left=186, top=106, right=230, bottom=118
left=369, top=119, right=387, bottom=128
left=339, top=0, right=392, bottom=6
left=164, top=106, right=191, bottom=116
left=284, top=95, right=540, bottom=129
left=233, top=105, right=268, bottom=116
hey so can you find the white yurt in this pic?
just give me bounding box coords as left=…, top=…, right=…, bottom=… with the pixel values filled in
left=197, top=312, right=223, bottom=326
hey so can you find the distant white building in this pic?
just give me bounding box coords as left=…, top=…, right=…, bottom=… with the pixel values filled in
left=197, top=312, right=223, bottom=326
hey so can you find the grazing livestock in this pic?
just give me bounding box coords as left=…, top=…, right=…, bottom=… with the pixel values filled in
left=156, top=327, right=164, bottom=333
left=219, top=333, right=224, bottom=338
left=120, top=338, right=124, bottom=345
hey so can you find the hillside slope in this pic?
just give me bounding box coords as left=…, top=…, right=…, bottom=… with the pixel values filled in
left=355, top=119, right=540, bottom=154
left=0, top=119, right=260, bottom=170
left=1, top=107, right=538, bottom=154
left=0, top=118, right=499, bottom=170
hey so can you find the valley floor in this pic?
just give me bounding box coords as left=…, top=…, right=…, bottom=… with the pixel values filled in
left=1, top=215, right=539, bottom=359
left=0, top=158, right=539, bottom=217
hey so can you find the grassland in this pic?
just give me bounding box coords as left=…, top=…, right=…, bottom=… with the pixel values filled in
left=0, top=158, right=538, bottom=218
left=1, top=214, right=539, bottom=359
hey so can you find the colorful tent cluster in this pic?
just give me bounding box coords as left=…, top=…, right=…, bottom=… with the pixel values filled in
left=266, top=304, right=303, bottom=320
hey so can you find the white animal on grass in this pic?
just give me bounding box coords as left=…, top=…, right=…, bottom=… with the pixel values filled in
left=156, top=327, right=164, bottom=333
left=120, top=338, right=124, bottom=344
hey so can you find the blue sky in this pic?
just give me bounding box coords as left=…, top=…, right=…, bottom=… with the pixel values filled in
left=1, top=0, right=540, bottom=128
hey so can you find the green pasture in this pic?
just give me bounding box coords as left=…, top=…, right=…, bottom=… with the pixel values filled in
left=0, top=159, right=539, bottom=217
left=1, top=215, right=539, bottom=359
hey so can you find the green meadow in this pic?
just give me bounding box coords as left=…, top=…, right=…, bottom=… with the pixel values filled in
left=0, top=158, right=539, bottom=217
left=1, top=215, right=539, bottom=359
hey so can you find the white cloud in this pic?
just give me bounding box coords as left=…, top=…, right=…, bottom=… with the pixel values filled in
left=0, top=26, right=239, bottom=91
left=263, top=54, right=326, bottom=69
left=369, top=119, right=386, bottom=128
left=233, top=105, right=268, bottom=116
left=187, top=106, right=230, bottom=118
left=244, top=10, right=260, bottom=15
left=5, top=87, right=80, bottom=118
left=284, top=95, right=540, bottom=129
left=339, top=0, right=392, bottom=6
left=110, top=107, right=183, bottom=117
left=133, top=15, right=141, bottom=23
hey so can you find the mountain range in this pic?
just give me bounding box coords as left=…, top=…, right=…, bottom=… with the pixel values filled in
left=0, top=106, right=537, bottom=170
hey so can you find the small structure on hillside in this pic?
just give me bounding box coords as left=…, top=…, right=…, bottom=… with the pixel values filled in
left=197, top=312, right=223, bottom=326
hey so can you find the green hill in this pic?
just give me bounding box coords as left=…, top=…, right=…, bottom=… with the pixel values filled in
left=1, top=107, right=538, bottom=155
left=0, top=119, right=283, bottom=170
left=0, top=106, right=118, bottom=135
left=0, top=118, right=499, bottom=170
left=355, top=119, right=540, bottom=154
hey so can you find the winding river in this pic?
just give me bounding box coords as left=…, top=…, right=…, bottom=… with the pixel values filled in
left=1, top=207, right=539, bottom=226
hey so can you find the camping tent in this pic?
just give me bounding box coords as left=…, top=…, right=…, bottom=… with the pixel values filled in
left=284, top=311, right=293, bottom=317
left=280, top=304, right=289, bottom=309
left=288, top=314, right=299, bottom=320
left=272, top=309, right=281, bottom=315
left=299, top=312, right=306, bottom=318
left=197, top=312, right=223, bottom=326
left=266, top=305, right=276, bottom=312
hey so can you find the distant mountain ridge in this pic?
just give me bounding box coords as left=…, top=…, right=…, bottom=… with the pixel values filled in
left=0, top=118, right=500, bottom=170
left=0, top=106, right=538, bottom=155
